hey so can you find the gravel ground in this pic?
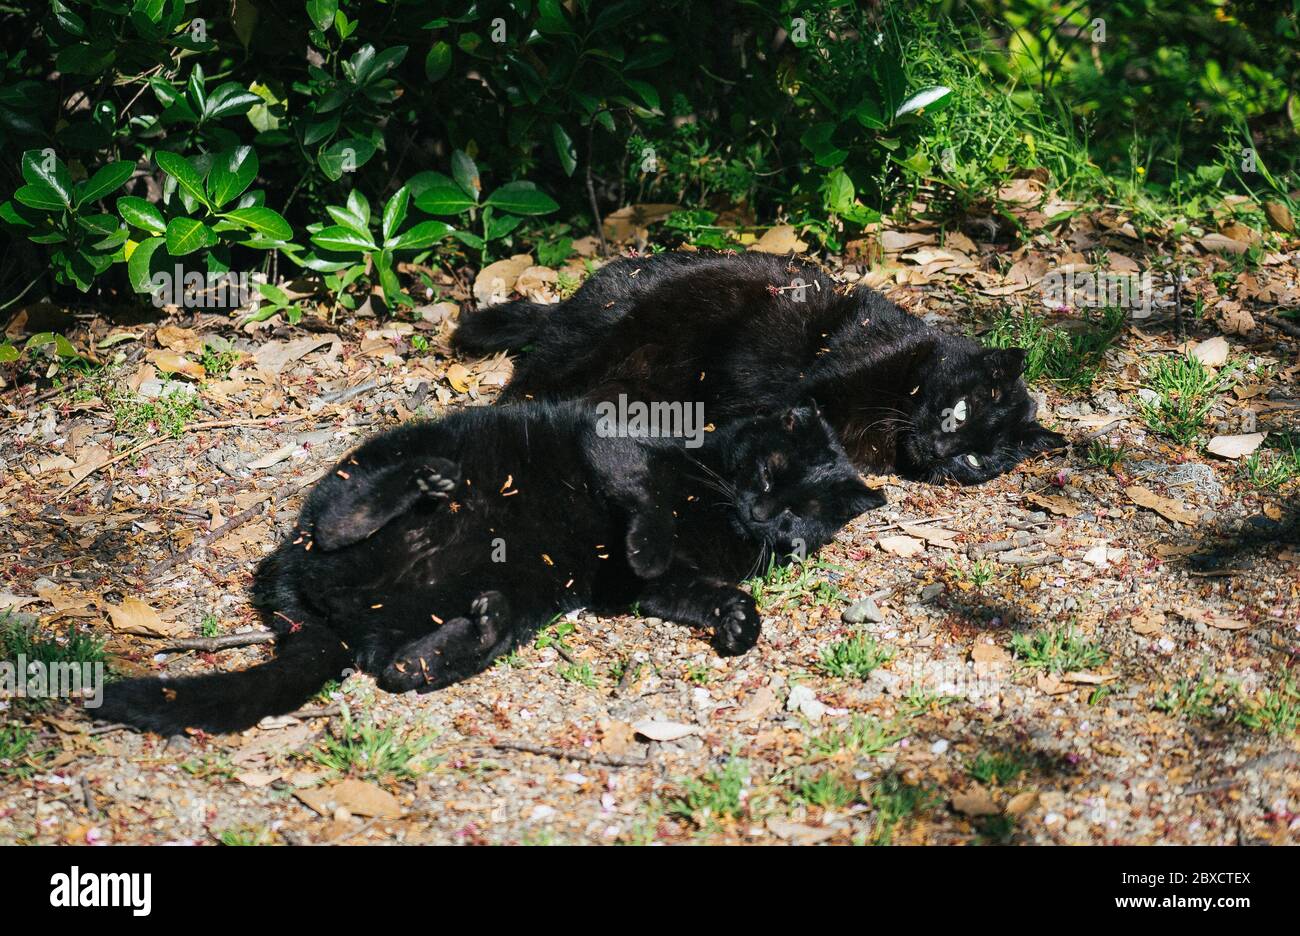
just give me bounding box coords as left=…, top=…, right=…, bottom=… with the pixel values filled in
left=1, top=232, right=1297, bottom=846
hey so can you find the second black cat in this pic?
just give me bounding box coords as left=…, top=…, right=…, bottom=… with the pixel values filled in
left=454, top=251, right=1065, bottom=484
left=98, top=400, right=881, bottom=734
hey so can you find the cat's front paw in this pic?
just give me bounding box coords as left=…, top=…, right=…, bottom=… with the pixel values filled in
left=413, top=457, right=462, bottom=499
left=712, top=590, right=760, bottom=656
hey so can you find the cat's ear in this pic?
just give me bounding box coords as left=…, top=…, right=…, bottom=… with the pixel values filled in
left=1017, top=421, right=1066, bottom=454
left=985, top=347, right=1027, bottom=383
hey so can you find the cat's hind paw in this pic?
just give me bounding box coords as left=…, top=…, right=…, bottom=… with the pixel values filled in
left=413, top=457, right=462, bottom=499
left=712, top=590, right=760, bottom=656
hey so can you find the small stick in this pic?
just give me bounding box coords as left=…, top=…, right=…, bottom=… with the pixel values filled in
left=80, top=775, right=102, bottom=820
left=1262, top=315, right=1300, bottom=340
left=492, top=740, right=647, bottom=768
left=157, top=631, right=277, bottom=653
left=146, top=467, right=326, bottom=581
left=318, top=379, right=382, bottom=405
left=1075, top=419, right=1124, bottom=444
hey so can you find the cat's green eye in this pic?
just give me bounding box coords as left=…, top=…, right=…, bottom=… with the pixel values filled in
left=966, top=454, right=981, bottom=467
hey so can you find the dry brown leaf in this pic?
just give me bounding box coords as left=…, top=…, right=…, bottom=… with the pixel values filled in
left=146, top=349, right=205, bottom=380
left=877, top=534, right=924, bottom=557
left=1199, top=232, right=1249, bottom=255
left=749, top=224, right=808, bottom=255
left=1189, top=336, right=1229, bottom=367
left=1131, top=609, right=1165, bottom=635
left=952, top=786, right=1000, bottom=816
left=1175, top=608, right=1250, bottom=630
left=1263, top=200, right=1295, bottom=233
left=1124, top=485, right=1199, bottom=525
left=472, top=254, right=534, bottom=306
left=879, top=230, right=934, bottom=252
left=1005, top=791, right=1039, bottom=817
left=107, top=596, right=183, bottom=638
left=602, top=203, right=680, bottom=243
left=295, top=779, right=403, bottom=819
left=444, top=362, right=473, bottom=394
left=1026, top=491, right=1081, bottom=517
left=766, top=819, right=836, bottom=845
left=633, top=719, right=697, bottom=741
left=1205, top=433, right=1265, bottom=460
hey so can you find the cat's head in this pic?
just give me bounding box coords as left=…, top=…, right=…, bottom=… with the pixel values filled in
left=897, top=340, right=1065, bottom=484
left=716, top=404, right=885, bottom=554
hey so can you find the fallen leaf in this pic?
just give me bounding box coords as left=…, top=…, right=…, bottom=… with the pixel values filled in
left=877, top=534, right=924, bottom=557
left=766, top=819, right=836, bottom=845
left=1037, top=672, right=1073, bottom=695
left=952, top=785, right=1000, bottom=816
left=879, top=230, right=935, bottom=252
left=1199, top=232, right=1249, bottom=255
left=900, top=523, right=959, bottom=547
left=235, top=770, right=282, bottom=787
left=444, top=362, right=473, bottom=393
left=248, top=444, right=295, bottom=470
left=1026, top=491, right=1081, bottom=517
left=602, top=203, right=680, bottom=243
left=107, top=597, right=183, bottom=638
left=1062, top=671, right=1116, bottom=685
left=749, top=224, right=809, bottom=255
left=146, top=349, right=205, bottom=380
left=472, top=254, right=534, bottom=306
left=1131, top=609, right=1165, bottom=635
left=1005, top=791, right=1039, bottom=817
left=1263, top=200, right=1295, bottom=233
left=1124, top=485, right=1199, bottom=525
left=632, top=719, right=697, bottom=742
left=971, top=643, right=1011, bottom=665
left=294, top=779, right=402, bottom=819
left=1175, top=608, right=1250, bottom=630
left=729, top=685, right=779, bottom=722
left=0, top=593, right=37, bottom=612
left=1205, top=433, right=1265, bottom=460
left=1189, top=336, right=1229, bottom=367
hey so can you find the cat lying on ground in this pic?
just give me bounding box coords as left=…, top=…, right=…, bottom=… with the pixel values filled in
left=98, top=400, right=881, bottom=734
left=453, top=250, right=1065, bottom=484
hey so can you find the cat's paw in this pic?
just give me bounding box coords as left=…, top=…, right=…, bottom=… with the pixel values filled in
left=469, top=590, right=509, bottom=636
left=625, top=514, right=673, bottom=579
left=412, top=457, right=461, bottom=499
left=711, top=590, right=760, bottom=656
left=379, top=594, right=508, bottom=694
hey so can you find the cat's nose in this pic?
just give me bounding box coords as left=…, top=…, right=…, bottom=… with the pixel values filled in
left=750, top=498, right=777, bottom=522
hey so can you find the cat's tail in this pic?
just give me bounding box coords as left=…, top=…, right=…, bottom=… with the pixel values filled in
left=95, top=624, right=350, bottom=735
left=451, top=299, right=548, bottom=354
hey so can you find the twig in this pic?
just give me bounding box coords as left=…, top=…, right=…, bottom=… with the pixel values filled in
left=318, top=379, right=382, bottom=405
left=156, top=631, right=277, bottom=653
left=585, top=110, right=609, bottom=257
left=146, top=467, right=326, bottom=581
left=859, top=514, right=955, bottom=534
left=1262, top=315, right=1300, bottom=340
left=80, top=775, right=102, bottom=820
left=1075, top=419, right=1124, bottom=444
left=492, top=740, right=648, bottom=768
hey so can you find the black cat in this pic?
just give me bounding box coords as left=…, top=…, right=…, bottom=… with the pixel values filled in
left=97, top=400, right=881, bottom=734
left=453, top=251, right=1065, bottom=484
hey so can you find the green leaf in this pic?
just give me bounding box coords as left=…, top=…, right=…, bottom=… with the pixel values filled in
left=127, top=236, right=167, bottom=292
left=306, top=0, right=337, bottom=31
left=451, top=150, right=480, bottom=201
left=207, top=146, right=259, bottom=208
left=424, top=41, right=452, bottom=81
left=375, top=248, right=403, bottom=306
left=553, top=124, right=577, bottom=176
left=165, top=216, right=218, bottom=255
left=0, top=342, right=17, bottom=364
left=186, top=64, right=207, bottom=116
left=310, top=224, right=376, bottom=252
left=14, top=184, right=66, bottom=211
left=346, top=189, right=371, bottom=227
left=117, top=196, right=167, bottom=234
left=389, top=219, right=453, bottom=250
left=204, top=83, right=262, bottom=121
left=222, top=206, right=293, bottom=240
left=486, top=182, right=559, bottom=216
left=75, top=161, right=134, bottom=207
left=325, top=205, right=370, bottom=236
left=21, top=150, right=73, bottom=210
left=485, top=213, right=521, bottom=240
left=382, top=186, right=410, bottom=242
left=822, top=168, right=855, bottom=215
left=413, top=183, right=476, bottom=216
left=317, top=138, right=376, bottom=181
left=155, top=150, right=210, bottom=209
left=894, top=86, right=951, bottom=119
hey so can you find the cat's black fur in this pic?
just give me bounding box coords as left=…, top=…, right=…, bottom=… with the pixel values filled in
left=98, top=400, right=881, bottom=735
left=454, top=251, right=1065, bottom=484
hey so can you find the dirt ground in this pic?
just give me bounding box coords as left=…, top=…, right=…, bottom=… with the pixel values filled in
left=2, top=211, right=1298, bottom=845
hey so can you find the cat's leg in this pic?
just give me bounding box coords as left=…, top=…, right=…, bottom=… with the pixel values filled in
left=310, top=455, right=462, bottom=551
left=634, top=567, right=761, bottom=656
left=584, top=436, right=677, bottom=579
